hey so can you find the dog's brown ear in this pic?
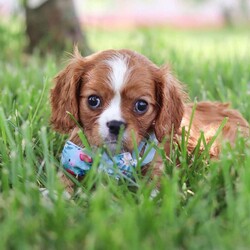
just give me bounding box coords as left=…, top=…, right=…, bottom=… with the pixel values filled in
left=50, top=49, right=86, bottom=133
left=154, top=65, right=186, bottom=141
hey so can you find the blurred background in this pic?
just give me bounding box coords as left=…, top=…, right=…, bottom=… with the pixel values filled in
left=1, top=3, right=250, bottom=249
left=0, top=0, right=249, bottom=56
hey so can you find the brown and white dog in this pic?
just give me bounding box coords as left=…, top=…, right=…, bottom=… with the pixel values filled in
left=50, top=49, right=249, bottom=189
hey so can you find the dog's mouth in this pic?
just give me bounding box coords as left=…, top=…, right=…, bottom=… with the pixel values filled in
left=104, top=138, right=127, bottom=155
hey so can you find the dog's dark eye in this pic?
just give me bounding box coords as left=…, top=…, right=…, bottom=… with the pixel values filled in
left=88, top=95, right=101, bottom=109
left=134, top=100, right=148, bottom=114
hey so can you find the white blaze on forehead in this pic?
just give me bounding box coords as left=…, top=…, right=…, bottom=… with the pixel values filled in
left=98, top=54, right=130, bottom=139
left=106, top=54, right=130, bottom=92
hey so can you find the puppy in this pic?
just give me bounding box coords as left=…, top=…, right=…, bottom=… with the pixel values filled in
left=50, top=49, right=249, bottom=189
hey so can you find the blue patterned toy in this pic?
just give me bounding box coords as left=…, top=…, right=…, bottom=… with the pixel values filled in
left=61, top=134, right=158, bottom=179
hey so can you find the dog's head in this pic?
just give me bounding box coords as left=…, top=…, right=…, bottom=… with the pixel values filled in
left=51, top=49, right=185, bottom=152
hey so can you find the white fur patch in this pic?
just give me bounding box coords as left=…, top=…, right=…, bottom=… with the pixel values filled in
left=98, top=54, right=130, bottom=139
left=98, top=94, right=124, bottom=139
left=106, top=54, right=129, bottom=92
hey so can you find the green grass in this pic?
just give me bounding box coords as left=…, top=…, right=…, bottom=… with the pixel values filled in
left=0, top=19, right=250, bottom=249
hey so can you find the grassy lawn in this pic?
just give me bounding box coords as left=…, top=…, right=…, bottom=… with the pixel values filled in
left=0, top=20, right=250, bottom=249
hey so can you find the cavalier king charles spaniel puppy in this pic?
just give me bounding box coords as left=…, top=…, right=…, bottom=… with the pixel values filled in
left=50, top=49, right=249, bottom=191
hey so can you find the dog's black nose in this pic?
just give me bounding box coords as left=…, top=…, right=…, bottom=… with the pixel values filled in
left=106, top=120, right=127, bottom=136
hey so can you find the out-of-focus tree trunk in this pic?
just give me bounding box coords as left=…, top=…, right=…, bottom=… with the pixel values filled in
left=189, top=0, right=250, bottom=26
left=24, top=0, right=91, bottom=56
left=239, top=0, right=249, bottom=22
left=221, top=6, right=233, bottom=27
